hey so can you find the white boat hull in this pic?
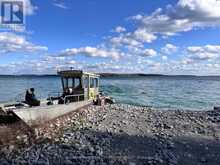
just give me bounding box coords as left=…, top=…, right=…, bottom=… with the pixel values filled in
left=13, top=100, right=92, bottom=126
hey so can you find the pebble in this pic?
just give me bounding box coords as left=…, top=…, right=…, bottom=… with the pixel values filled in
left=163, top=123, right=173, bottom=129
left=167, top=142, right=175, bottom=149
left=200, top=157, right=207, bottom=163
left=9, top=145, right=15, bottom=152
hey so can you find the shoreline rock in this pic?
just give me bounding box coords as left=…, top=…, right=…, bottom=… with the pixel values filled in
left=1, top=104, right=220, bottom=165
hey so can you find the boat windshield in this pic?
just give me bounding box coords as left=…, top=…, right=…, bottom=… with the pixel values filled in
left=63, top=77, right=82, bottom=91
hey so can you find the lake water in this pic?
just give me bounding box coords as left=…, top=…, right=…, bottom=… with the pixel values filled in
left=0, top=75, right=220, bottom=111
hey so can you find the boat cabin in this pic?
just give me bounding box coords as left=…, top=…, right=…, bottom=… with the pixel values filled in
left=57, top=70, right=100, bottom=103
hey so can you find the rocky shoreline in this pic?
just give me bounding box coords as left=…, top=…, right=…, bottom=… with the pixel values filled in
left=1, top=104, right=220, bottom=165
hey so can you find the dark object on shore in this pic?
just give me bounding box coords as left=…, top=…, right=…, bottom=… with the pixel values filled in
left=214, top=106, right=220, bottom=111
left=95, top=91, right=115, bottom=105
left=105, top=97, right=115, bottom=104
left=93, top=94, right=115, bottom=106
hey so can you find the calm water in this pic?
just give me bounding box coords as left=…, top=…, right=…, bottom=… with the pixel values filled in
left=1, top=75, right=220, bottom=111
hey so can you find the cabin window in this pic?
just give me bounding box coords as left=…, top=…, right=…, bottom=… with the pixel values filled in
left=68, top=78, right=73, bottom=88
left=95, top=78, right=99, bottom=88
left=63, top=77, right=82, bottom=89
left=64, top=78, right=69, bottom=88
left=74, top=77, right=81, bottom=88
left=84, top=77, right=89, bottom=88
left=90, top=78, right=95, bottom=88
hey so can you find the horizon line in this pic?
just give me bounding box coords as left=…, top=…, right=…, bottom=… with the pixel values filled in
left=0, top=73, right=220, bottom=77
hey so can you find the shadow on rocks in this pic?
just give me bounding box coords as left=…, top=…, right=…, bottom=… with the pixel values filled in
left=1, top=128, right=219, bottom=165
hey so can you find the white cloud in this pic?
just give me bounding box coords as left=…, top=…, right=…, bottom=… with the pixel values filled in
left=114, top=26, right=126, bottom=33
left=176, top=0, right=220, bottom=18
left=162, top=55, right=168, bottom=60
left=43, top=56, right=66, bottom=62
left=187, top=45, right=220, bottom=54
left=130, top=0, right=220, bottom=38
left=161, top=44, right=178, bottom=54
left=106, top=0, right=220, bottom=63
left=58, top=46, right=122, bottom=60
left=143, top=49, right=157, bottom=57
left=110, top=0, right=220, bottom=48
left=129, top=14, right=143, bottom=21
left=110, top=30, right=156, bottom=48
left=2, top=49, right=220, bottom=75
left=66, top=60, right=76, bottom=65
left=187, top=45, right=220, bottom=61
left=110, top=34, right=143, bottom=47
left=144, top=60, right=161, bottom=70
left=133, top=28, right=157, bottom=43
left=53, top=2, right=68, bottom=9
left=0, top=32, right=48, bottom=54
left=126, top=46, right=158, bottom=58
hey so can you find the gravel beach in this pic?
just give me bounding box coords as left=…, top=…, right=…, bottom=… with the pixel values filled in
left=0, top=104, right=220, bottom=165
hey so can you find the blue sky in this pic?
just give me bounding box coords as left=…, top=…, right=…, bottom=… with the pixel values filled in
left=1, top=0, right=220, bottom=75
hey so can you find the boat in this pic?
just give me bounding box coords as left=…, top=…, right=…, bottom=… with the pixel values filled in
left=0, top=69, right=111, bottom=126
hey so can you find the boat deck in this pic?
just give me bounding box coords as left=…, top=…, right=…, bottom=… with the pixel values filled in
left=13, top=100, right=92, bottom=126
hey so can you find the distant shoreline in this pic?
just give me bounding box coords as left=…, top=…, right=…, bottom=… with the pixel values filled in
left=0, top=73, right=220, bottom=78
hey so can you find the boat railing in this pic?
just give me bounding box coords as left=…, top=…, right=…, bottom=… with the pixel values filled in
left=48, top=92, right=62, bottom=98
left=47, top=92, right=84, bottom=104
left=47, top=92, right=62, bottom=104
left=64, top=94, right=84, bottom=104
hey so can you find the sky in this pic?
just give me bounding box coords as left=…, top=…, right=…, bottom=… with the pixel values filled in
left=1, top=0, right=220, bottom=75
